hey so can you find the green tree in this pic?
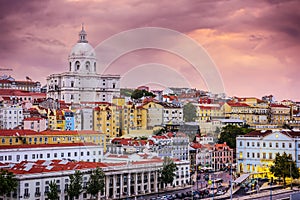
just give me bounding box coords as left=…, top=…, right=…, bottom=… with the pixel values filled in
left=86, top=167, right=105, bottom=199
left=270, top=152, right=299, bottom=187
left=130, top=89, right=155, bottom=100
left=67, top=170, right=83, bottom=200
left=218, top=124, right=254, bottom=148
left=47, top=181, right=59, bottom=200
left=160, top=157, right=177, bottom=186
left=183, top=103, right=197, bottom=122
left=0, top=169, right=17, bottom=196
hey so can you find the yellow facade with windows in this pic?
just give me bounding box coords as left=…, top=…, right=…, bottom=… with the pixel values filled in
left=93, top=103, right=121, bottom=138
left=0, top=129, right=106, bottom=150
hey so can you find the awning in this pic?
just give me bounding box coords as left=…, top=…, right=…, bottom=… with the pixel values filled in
left=234, top=173, right=251, bottom=184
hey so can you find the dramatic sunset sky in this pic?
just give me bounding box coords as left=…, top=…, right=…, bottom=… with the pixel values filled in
left=0, top=0, right=299, bottom=101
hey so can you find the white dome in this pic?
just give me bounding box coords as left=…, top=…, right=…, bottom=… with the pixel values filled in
left=69, top=42, right=96, bottom=58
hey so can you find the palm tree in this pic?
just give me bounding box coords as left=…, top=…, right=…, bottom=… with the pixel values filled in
left=160, top=157, right=177, bottom=187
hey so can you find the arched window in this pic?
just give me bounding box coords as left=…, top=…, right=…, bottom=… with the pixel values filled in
left=69, top=62, right=71, bottom=71
left=94, top=62, right=96, bottom=72
left=86, top=61, right=90, bottom=71
left=75, top=61, right=80, bottom=71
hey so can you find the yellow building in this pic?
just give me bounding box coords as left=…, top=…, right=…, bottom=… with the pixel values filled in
left=196, top=105, right=223, bottom=121
left=270, top=104, right=291, bottom=125
left=0, top=129, right=106, bottom=150
left=93, top=103, right=121, bottom=138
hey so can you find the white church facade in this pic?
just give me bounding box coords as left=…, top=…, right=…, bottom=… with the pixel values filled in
left=47, top=26, right=120, bottom=103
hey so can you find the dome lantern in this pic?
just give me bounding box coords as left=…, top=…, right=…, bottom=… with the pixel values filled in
left=78, top=23, right=88, bottom=43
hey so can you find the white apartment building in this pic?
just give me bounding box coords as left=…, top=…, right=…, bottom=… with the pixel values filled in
left=0, top=143, right=104, bottom=163
left=0, top=105, right=24, bottom=129
left=1, top=158, right=190, bottom=200
left=162, top=103, right=183, bottom=125
left=236, top=129, right=300, bottom=174
left=47, top=26, right=120, bottom=104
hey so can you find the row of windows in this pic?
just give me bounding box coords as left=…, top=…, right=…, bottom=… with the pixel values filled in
left=242, top=152, right=293, bottom=160
left=0, top=150, right=102, bottom=161
left=240, top=141, right=293, bottom=148
left=1, top=135, right=105, bottom=144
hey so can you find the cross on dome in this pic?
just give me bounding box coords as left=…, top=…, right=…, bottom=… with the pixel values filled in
left=78, top=23, right=88, bottom=43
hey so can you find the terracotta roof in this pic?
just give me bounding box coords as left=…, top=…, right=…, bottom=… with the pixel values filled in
left=244, top=130, right=273, bottom=137
left=23, top=117, right=44, bottom=121
left=270, top=104, right=289, bottom=108
left=0, top=129, right=104, bottom=136
left=0, top=142, right=98, bottom=149
left=227, top=102, right=250, bottom=107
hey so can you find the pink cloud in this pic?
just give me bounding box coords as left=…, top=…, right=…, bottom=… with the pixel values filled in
left=0, top=0, right=299, bottom=100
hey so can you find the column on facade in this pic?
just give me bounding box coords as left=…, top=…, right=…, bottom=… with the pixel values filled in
left=148, top=171, right=151, bottom=193
left=154, top=170, right=158, bottom=193
left=105, top=176, right=110, bottom=199
left=120, top=174, right=124, bottom=198
left=141, top=171, right=145, bottom=194
left=127, top=173, right=131, bottom=197
left=134, top=173, right=138, bottom=195
left=113, top=175, right=117, bottom=199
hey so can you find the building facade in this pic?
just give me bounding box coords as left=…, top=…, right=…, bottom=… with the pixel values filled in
left=47, top=26, right=120, bottom=104
left=236, top=130, right=300, bottom=174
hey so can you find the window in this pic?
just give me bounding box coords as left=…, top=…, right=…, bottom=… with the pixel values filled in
left=276, top=143, right=278, bottom=148
left=252, top=153, right=255, bottom=158
left=247, top=152, right=250, bottom=158
left=283, top=143, right=285, bottom=148
left=61, top=153, right=64, bottom=157
left=269, top=142, right=272, bottom=148
left=263, top=142, right=266, bottom=147
left=269, top=153, right=273, bottom=159
left=263, top=153, right=266, bottom=159
left=247, top=142, right=249, bottom=147
left=54, top=153, right=57, bottom=158
left=239, top=141, right=242, bottom=146
left=85, top=61, right=90, bottom=71
left=252, top=142, right=254, bottom=147
left=257, top=153, right=260, bottom=158
left=289, top=143, right=292, bottom=148
left=47, top=153, right=50, bottom=158
left=257, top=142, right=260, bottom=147
left=75, top=61, right=80, bottom=71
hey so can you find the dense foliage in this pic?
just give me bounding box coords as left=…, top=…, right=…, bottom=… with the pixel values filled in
left=218, top=124, right=254, bottom=148
left=67, top=170, right=83, bottom=200
left=160, top=157, right=178, bottom=186
left=0, top=169, right=17, bottom=196
left=183, top=103, right=197, bottom=122
left=86, top=167, right=105, bottom=199
left=47, top=181, right=59, bottom=200
left=270, top=152, right=299, bottom=186
left=130, top=89, right=155, bottom=99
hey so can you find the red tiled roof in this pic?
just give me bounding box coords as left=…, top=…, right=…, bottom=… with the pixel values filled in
left=23, top=117, right=44, bottom=121
left=227, top=102, right=250, bottom=107
left=270, top=104, right=289, bottom=108
left=0, top=142, right=98, bottom=150
left=0, top=129, right=104, bottom=136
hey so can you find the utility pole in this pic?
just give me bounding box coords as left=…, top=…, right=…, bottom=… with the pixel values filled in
left=230, top=164, right=233, bottom=200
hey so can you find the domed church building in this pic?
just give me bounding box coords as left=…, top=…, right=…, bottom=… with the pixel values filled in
left=47, top=26, right=120, bottom=104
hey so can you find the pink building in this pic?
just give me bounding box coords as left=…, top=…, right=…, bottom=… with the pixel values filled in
left=23, top=117, right=48, bottom=132
left=212, top=142, right=233, bottom=171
